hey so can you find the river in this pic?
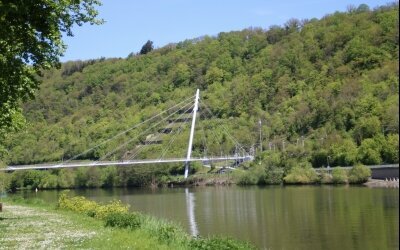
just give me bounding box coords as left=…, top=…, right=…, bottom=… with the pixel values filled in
left=23, top=185, right=399, bottom=249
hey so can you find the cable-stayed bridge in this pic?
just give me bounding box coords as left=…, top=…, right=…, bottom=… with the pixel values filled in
left=4, top=89, right=254, bottom=178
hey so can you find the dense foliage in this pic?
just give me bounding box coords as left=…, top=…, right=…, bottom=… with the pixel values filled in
left=283, top=165, right=319, bottom=184
left=0, top=0, right=102, bottom=135
left=0, top=3, right=398, bottom=187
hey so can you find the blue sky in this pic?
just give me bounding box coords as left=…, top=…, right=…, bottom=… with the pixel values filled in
left=61, top=0, right=392, bottom=62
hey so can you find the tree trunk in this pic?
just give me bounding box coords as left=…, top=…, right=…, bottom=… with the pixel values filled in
left=0, top=202, right=2, bottom=212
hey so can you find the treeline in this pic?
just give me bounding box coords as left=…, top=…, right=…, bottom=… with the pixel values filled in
left=0, top=3, right=398, bottom=183
left=61, top=58, right=106, bottom=77
left=1, top=162, right=372, bottom=191
left=5, top=164, right=188, bottom=191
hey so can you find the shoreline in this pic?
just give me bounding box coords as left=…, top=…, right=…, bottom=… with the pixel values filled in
left=364, top=178, right=399, bottom=188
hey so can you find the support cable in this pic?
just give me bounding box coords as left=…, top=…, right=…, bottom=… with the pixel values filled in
left=199, top=120, right=208, bottom=159
left=127, top=103, right=194, bottom=161
left=98, top=101, right=194, bottom=161
left=197, top=104, right=225, bottom=158
left=62, top=95, right=195, bottom=164
left=157, top=109, right=193, bottom=161
left=130, top=103, right=194, bottom=161
left=199, top=100, right=248, bottom=155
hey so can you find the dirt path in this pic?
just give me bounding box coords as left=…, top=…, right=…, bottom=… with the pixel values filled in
left=0, top=204, right=96, bottom=249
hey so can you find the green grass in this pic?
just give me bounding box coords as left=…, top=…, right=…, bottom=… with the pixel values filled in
left=79, top=227, right=186, bottom=250
left=0, top=198, right=186, bottom=249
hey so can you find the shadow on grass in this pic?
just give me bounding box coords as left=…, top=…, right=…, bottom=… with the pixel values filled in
left=0, top=216, right=21, bottom=221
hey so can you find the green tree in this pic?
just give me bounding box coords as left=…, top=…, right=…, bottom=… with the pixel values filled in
left=140, top=40, right=154, bottom=55
left=39, top=173, right=58, bottom=189
left=356, top=4, right=370, bottom=13
left=0, top=0, right=102, bottom=132
left=101, top=166, right=117, bottom=187
left=75, top=167, right=88, bottom=187
left=57, top=169, right=75, bottom=188
left=22, top=170, right=44, bottom=189
left=344, top=36, right=387, bottom=70
left=329, top=139, right=357, bottom=166
left=382, top=134, right=399, bottom=163
left=86, top=167, right=102, bottom=188
left=205, top=66, right=225, bottom=85
left=357, top=138, right=382, bottom=165
left=172, top=63, right=192, bottom=87
left=353, top=116, right=381, bottom=144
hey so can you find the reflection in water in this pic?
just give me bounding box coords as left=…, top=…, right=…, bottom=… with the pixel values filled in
left=185, top=188, right=199, bottom=236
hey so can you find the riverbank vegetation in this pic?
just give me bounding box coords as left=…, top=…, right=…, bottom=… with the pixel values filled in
left=0, top=3, right=398, bottom=188
left=1, top=163, right=372, bottom=191
left=0, top=194, right=254, bottom=249
left=233, top=163, right=371, bottom=185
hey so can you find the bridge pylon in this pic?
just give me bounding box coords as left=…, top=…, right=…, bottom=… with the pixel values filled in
left=184, top=89, right=200, bottom=179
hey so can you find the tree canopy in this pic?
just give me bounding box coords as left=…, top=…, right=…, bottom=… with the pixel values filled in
left=0, top=0, right=103, bottom=134
left=140, top=40, right=154, bottom=55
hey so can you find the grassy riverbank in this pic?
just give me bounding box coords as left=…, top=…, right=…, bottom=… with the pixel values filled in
left=0, top=195, right=255, bottom=250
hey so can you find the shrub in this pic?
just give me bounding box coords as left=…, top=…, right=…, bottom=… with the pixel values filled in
left=39, top=174, right=58, bottom=189
left=158, top=175, right=171, bottom=186
left=58, top=192, right=98, bottom=214
left=332, top=168, right=348, bottom=184
left=234, top=165, right=268, bottom=185
left=235, top=171, right=258, bottom=185
left=156, top=224, right=181, bottom=243
left=283, top=166, right=319, bottom=184
left=320, top=172, right=333, bottom=184
left=382, top=134, right=399, bottom=163
left=264, top=168, right=284, bottom=184
left=58, top=191, right=129, bottom=219
left=0, top=172, right=10, bottom=193
left=94, top=200, right=129, bottom=219
left=104, top=212, right=142, bottom=229
left=189, top=236, right=255, bottom=250
left=348, top=164, right=371, bottom=184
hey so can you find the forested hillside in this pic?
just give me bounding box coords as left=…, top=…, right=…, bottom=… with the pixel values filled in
left=1, top=3, right=398, bottom=187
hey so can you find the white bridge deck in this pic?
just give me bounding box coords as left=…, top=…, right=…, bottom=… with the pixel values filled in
left=3, top=156, right=253, bottom=171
